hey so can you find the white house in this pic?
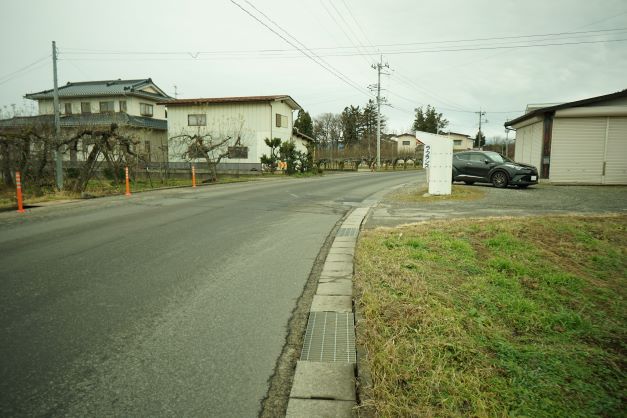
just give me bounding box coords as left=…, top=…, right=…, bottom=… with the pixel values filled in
left=505, top=89, right=627, bottom=184
left=444, top=132, right=474, bottom=151
left=160, top=95, right=304, bottom=170
left=393, top=133, right=423, bottom=157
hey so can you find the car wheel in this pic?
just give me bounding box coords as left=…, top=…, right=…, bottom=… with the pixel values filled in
left=517, top=184, right=529, bottom=189
left=491, top=171, right=509, bottom=188
left=464, top=181, right=475, bottom=185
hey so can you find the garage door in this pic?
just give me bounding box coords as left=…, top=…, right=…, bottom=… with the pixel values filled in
left=605, top=117, right=627, bottom=184
left=551, top=118, right=606, bottom=183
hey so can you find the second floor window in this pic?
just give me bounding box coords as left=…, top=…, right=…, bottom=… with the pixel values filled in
left=81, top=102, right=91, bottom=114
left=119, top=100, right=127, bottom=113
left=140, top=103, right=153, bottom=117
left=275, top=113, right=288, bottom=127
left=64, top=103, right=72, bottom=114
left=188, top=114, right=206, bottom=126
left=402, top=140, right=411, bottom=146
left=99, top=101, right=114, bottom=113
left=454, top=140, right=462, bottom=146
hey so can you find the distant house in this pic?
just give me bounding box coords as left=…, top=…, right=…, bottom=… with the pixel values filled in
left=160, top=95, right=304, bottom=170
left=17, top=78, right=171, bottom=162
left=443, top=132, right=474, bottom=151
left=393, top=133, right=423, bottom=158
left=505, top=89, right=627, bottom=184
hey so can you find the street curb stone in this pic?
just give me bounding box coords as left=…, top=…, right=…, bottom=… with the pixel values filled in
left=286, top=203, right=374, bottom=417
left=289, top=361, right=356, bottom=401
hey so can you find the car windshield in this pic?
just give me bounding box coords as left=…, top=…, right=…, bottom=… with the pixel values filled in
left=485, top=152, right=513, bottom=164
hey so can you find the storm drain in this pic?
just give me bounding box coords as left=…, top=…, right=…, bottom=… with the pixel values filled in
left=336, top=227, right=359, bottom=237
left=300, top=312, right=356, bottom=363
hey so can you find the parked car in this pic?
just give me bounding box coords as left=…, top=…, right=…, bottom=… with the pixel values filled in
left=452, top=151, right=538, bottom=188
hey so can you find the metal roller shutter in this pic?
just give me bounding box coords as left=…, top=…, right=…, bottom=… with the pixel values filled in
left=551, top=117, right=606, bottom=183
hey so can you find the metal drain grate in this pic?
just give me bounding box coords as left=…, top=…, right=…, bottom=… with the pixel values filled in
left=301, top=312, right=356, bottom=363
left=336, top=227, right=359, bottom=237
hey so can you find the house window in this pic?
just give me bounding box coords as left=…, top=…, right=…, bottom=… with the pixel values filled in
left=64, top=103, right=72, bottom=114
left=188, top=114, right=206, bottom=126
left=228, top=146, right=248, bottom=159
left=402, top=140, right=411, bottom=146
left=275, top=113, right=288, bottom=127
left=99, top=101, right=114, bottom=113
left=81, top=102, right=91, bottom=114
left=140, top=103, right=153, bottom=117
left=119, top=100, right=127, bottom=113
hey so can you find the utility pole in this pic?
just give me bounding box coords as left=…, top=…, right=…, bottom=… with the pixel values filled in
left=52, top=41, right=63, bottom=190
left=371, top=56, right=389, bottom=169
left=475, top=109, right=487, bottom=150
left=173, top=85, right=178, bottom=99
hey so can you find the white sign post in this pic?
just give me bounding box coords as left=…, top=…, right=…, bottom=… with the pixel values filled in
left=417, top=130, right=453, bottom=195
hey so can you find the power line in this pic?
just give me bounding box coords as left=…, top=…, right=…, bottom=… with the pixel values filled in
left=59, top=27, right=627, bottom=57
left=0, top=54, right=51, bottom=85
left=321, top=0, right=376, bottom=67
left=339, top=0, right=379, bottom=57
left=233, top=0, right=372, bottom=98
left=362, top=27, right=627, bottom=48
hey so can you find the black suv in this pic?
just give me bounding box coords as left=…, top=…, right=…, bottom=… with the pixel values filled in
left=452, top=151, right=538, bottom=188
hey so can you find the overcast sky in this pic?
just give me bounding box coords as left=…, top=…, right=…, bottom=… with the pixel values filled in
left=1, top=0, right=626, bottom=140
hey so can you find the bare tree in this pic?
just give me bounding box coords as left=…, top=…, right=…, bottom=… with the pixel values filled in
left=169, top=132, right=233, bottom=182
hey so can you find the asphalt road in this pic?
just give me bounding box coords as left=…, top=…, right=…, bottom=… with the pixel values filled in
left=0, top=170, right=421, bottom=417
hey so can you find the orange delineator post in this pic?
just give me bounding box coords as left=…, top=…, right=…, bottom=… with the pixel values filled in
left=192, top=165, right=196, bottom=188
left=16, top=171, right=25, bottom=213
left=125, top=166, right=131, bottom=196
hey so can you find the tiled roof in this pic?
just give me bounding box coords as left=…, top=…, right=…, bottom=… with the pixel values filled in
left=24, top=79, right=170, bottom=100
left=160, top=95, right=302, bottom=110
left=0, top=113, right=166, bottom=131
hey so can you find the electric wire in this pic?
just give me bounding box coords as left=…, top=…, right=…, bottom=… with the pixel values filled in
left=233, top=0, right=372, bottom=98
left=0, top=54, right=51, bottom=85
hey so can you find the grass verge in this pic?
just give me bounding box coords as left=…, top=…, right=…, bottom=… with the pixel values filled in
left=390, top=184, right=486, bottom=202
left=354, top=215, right=626, bottom=417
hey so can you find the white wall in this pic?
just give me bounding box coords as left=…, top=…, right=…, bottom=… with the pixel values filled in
left=166, top=100, right=295, bottom=165
left=396, top=135, right=416, bottom=154
left=514, top=121, right=543, bottom=169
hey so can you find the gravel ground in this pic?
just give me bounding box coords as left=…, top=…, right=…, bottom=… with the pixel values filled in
left=365, top=183, right=627, bottom=228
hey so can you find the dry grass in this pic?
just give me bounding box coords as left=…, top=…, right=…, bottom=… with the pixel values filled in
left=0, top=175, right=266, bottom=210
left=354, top=215, right=626, bottom=417
left=390, top=184, right=486, bottom=203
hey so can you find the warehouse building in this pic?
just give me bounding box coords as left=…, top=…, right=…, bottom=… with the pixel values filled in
left=505, top=89, right=627, bottom=184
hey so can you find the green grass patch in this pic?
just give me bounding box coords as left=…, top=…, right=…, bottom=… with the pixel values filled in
left=390, top=184, right=486, bottom=202
left=355, top=215, right=626, bottom=417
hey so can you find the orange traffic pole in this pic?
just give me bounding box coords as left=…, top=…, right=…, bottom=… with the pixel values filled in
left=192, top=164, right=196, bottom=188
left=125, top=166, right=131, bottom=196
left=15, top=171, right=25, bottom=213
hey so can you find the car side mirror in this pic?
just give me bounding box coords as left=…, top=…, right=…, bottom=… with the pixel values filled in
left=484, top=159, right=490, bottom=164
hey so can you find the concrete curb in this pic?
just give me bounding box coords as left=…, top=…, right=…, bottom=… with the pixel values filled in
left=285, top=206, right=371, bottom=418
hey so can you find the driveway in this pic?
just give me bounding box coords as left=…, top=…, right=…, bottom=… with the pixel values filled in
left=365, top=183, right=627, bottom=228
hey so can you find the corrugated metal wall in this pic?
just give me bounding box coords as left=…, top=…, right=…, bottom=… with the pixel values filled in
left=605, top=117, right=627, bottom=184
left=514, top=121, right=542, bottom=169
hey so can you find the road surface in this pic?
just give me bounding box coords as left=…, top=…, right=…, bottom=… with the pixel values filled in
left=0, top=171, right=421, bottom=417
